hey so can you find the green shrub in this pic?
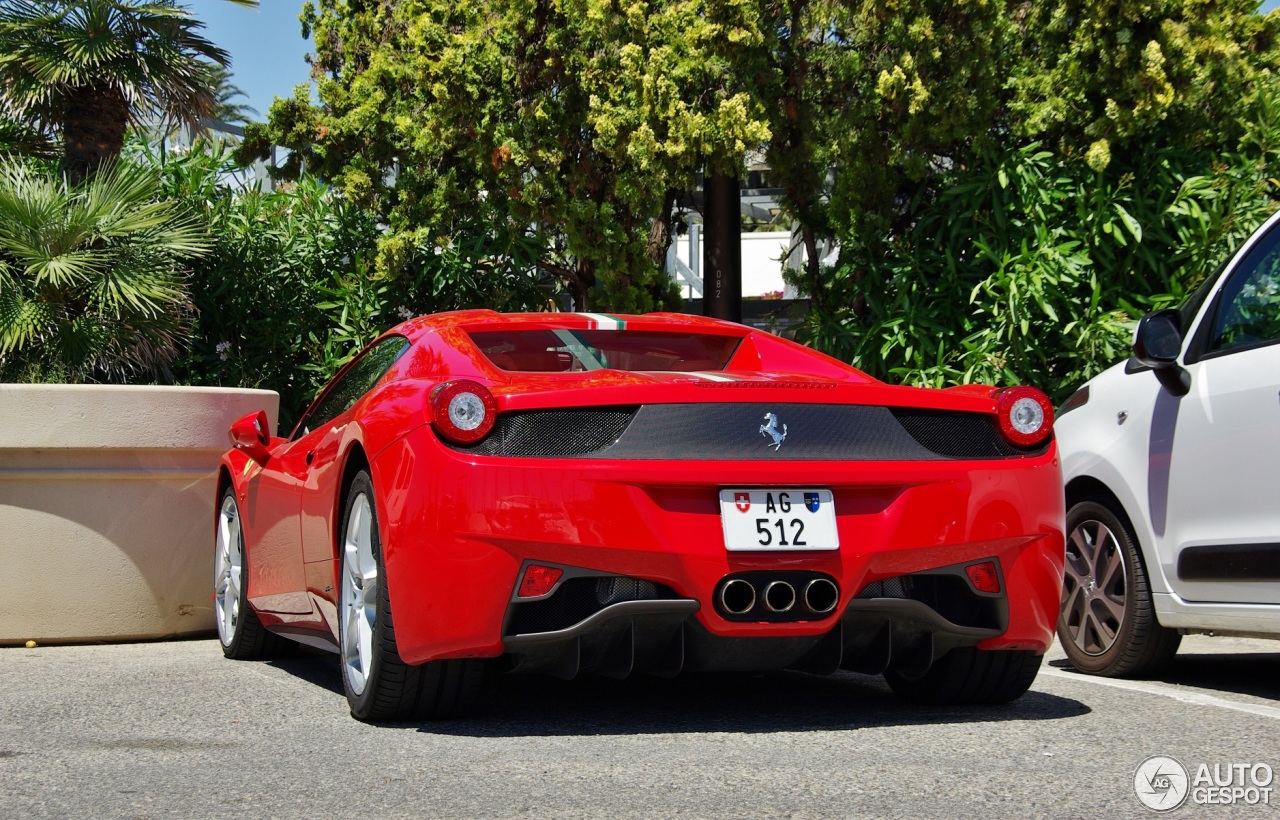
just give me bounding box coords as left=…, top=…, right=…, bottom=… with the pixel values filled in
left=796, top=124, right=1280, bottom=401
left=0, top=155, right=208, bottom=382
left=152, top=143, right=550, bottom=429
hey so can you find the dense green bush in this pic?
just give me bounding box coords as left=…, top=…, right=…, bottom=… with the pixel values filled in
left=796, top=104, right=1280, bottom=401
left=0, top=155, right=208, bottom=382
left=152, top=143, right=550, bottom=429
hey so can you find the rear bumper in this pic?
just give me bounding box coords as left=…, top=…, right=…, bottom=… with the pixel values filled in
left=374, top=429, right=1064, bottom=667
left=501, top=562, right=1015, bottom=679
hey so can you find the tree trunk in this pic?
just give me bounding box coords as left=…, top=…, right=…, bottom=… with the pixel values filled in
left=703, top=172, right=741, bottom=323
left=61, top=83, right=130, bottom=185
left=646, top=190, right=677, bottom=268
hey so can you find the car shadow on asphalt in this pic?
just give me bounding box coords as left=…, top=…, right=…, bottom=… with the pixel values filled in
left=267, top=650, right=345, bottom=696
left=1049, top=651, right=1280, bottom=701
left=432, top=670, right=1088, bottom=737
left=265, top=650, right=1089, bottom=736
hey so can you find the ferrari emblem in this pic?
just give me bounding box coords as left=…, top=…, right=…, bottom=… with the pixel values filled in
left=734, top=492, right=751, bottom=513
left=759, top=412, right=788, bottom=450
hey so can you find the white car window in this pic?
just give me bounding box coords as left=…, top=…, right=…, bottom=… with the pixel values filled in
left=1208, top=240, right=1280, bottom=354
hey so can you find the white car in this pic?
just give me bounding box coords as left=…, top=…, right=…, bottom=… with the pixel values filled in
left=1055, top=209, right=1280, bottom=676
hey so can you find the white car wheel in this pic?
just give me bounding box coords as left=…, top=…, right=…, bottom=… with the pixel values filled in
left=1056, top=499, right=1180, bottom=676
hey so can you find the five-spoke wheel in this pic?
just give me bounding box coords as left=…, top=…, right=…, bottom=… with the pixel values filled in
left=214, top=486, right=289, bottom=660
left=337, top=469, right=486, bottom=722
left=340, top=490, right=378, bottom=697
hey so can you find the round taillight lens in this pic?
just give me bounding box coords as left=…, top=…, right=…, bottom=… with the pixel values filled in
left=993, top=386, right=1054, bottom=448
left=430, top=380, right=497, bottom=444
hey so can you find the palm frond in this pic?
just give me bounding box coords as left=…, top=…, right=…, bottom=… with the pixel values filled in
left=0, top=153, right=206, bottom=380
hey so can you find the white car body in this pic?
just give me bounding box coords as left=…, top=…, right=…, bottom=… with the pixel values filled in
left=1056, top=208, right=1280, bottom=640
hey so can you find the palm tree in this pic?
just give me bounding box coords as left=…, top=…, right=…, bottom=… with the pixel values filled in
left=0, top=0, right=257, bottom=184
left=204, top=62, right=258, bottom=128
left=0, top=156, right=210, bottom=381
left=0, top=111, right=58, bottom=158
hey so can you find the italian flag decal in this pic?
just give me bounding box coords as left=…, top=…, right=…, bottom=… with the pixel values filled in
left=579, top=313, right=626, bottom=330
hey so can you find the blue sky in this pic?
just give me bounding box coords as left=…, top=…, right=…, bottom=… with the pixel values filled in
left=188, top=1, right=313, bottom=120
left=191, top=1, right=1280, bottom=122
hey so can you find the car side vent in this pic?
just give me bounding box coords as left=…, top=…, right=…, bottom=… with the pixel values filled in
left=442, top=407, right=638, bottom=457
left=890, top=408, right=1050, bottom=458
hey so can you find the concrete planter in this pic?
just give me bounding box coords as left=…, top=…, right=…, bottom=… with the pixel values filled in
left=0, top=384, right=279, bottom=644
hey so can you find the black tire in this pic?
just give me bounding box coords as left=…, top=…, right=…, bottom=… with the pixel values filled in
left=214, top=486, right=294, bottom=660
left=338, top=470, right=486, bottom=722
left=1056, top=497, right=1181, bottom=677
left=885, top=647, right=1042, bottom=705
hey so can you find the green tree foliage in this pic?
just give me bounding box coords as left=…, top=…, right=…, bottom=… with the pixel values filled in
left=0, top=0, right=256, bottom=183
left=763, top=1, right=1010, bottom=279
left=0, top=155, right=209, bottom=382
left=799, top=128, right=1280, bottom=401
left=788, top=0, right=1280, bottom=396
left=241, top=0, right=773, bottom=312
left=1009, top=0, right=1280, bottom=168
left=157, top=143, right=549, bottom=428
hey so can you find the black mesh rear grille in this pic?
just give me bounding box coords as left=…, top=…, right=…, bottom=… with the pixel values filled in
left=444, top=403, right=1047, bottom=460
left=891, top=408, right=1049, bottom=458
left=856, top=578, right=909, bottom=599
left=506, top=576, right=676, bottom=636
left=855, top=572, right=1003, bottom=630
left=445, top=407, right=638, bottom=457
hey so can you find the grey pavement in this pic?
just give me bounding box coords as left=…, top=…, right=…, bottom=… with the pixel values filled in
left=2, top=634, right=1279, bottom=818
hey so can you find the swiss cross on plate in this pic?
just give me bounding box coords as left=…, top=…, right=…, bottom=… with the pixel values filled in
left=734, top=492, right=751, bottom=513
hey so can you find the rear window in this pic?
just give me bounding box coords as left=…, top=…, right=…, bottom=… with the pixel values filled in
left=469, top=329, right=742, bottom=372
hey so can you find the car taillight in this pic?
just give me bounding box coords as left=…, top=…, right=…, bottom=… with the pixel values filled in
left=965, top=560, right=1002, bottom=594
left=518, top=564, right=563, bottom=598
left=992, top=386, right=1054, bottom=448
left=430, top=380, right=497, bottom=444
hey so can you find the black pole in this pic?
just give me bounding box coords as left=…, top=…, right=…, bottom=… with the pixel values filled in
left=702, top=172, right=742, bottom=323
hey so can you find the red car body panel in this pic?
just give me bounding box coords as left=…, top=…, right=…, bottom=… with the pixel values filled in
left=218, top=310, right=1065, bottom=674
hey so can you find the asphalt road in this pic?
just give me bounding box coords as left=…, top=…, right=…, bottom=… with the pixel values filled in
left=3, top=634, right=1279, bottom=818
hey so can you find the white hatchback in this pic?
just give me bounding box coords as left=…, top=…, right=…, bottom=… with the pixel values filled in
left=1054, top=209, right=1280, bottom=676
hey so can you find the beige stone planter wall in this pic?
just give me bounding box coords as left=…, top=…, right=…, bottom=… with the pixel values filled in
left=0, top=384, right=279, bottom=644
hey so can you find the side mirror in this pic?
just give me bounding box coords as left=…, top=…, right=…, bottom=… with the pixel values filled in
left=1132, top=309, right=1190, bottom=396
left=229, top=410, right=272, bottom=463
left=1132, top=309, right=1183, bottom=368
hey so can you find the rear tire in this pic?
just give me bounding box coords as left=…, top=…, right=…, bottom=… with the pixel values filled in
left=214, top=487, right=294, bottom=660
left=885, top=647, right=1042, bottom=705
left=338, top=470, right=486, bottom=722
left=1056, top=498, right=1181, bottom=677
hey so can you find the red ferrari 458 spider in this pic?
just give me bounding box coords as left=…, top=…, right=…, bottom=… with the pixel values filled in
left=215, top=310, right=1064, bottom=721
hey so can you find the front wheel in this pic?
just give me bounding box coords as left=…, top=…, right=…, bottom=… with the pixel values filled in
left=885, top=647, right=1042, bottom=704
left=1056, top=498, right=1180, bottom=676
left=338, top=470, right=485, bottom=722
left=214, top=487, right=292, bottom=660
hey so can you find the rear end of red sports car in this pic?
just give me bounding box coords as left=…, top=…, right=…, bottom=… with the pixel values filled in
left=216, top=310, right=1064, bottom=722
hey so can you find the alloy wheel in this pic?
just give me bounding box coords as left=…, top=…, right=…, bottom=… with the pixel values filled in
left=1061, top=517, right=1128, bottom=656
left=214, top=494, right=242, bottom=646
left=341, top=492, right=378, bottom=696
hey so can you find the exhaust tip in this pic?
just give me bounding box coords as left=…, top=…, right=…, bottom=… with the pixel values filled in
left=803, top=578, right=840, bottom=615
left=719, top=579, right=756, bottom=615
left=762, top=581, right=796, bottom=613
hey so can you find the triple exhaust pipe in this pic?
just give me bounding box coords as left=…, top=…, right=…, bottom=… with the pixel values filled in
left=716, top=574, right=840, bottom=621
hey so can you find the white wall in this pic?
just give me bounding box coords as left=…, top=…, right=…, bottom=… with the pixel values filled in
left=672, top=230, right=793, bottom=298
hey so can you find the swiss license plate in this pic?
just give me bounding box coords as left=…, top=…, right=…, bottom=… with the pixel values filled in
left=719, top=489, right=838, bottom=551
